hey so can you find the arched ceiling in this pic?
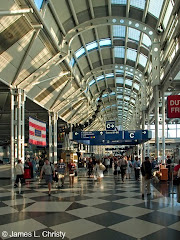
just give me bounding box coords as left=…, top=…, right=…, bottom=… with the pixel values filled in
left=0, top=0, right=180, bottom=133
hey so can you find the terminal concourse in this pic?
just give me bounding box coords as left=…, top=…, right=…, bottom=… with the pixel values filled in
left=0, top=0, right=180, bottom=240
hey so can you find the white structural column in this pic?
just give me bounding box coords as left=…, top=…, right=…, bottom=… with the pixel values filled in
left=152, top=41, right=161, bottom=161
left=53, top=112, right=58, bottom=164
left=11, top=88, right=25, bottom=179
left=49, top=111, right=58, bottom=163
left=49, top=112, right=53, bottom=162
left=141, top=76, right=147, bottom=161
left=162, top=90, right=166, bottom=163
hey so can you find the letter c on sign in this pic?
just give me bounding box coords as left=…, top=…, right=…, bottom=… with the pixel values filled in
left=130, top=133, right=134, bottom=138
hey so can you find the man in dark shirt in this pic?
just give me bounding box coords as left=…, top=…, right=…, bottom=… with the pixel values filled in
left=141, top=156, right=152, bottom=198
left=57, top=158, right=66, bottom=188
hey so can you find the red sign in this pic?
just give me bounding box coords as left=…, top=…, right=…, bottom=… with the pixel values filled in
left=167, top=95, right=180, bottom=118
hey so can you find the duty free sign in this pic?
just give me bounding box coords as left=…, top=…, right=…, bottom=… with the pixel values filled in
left=167, top=95, right=180, bottom=118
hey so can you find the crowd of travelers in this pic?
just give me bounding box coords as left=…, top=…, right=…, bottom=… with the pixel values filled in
left=14, top=154, right=180, bottom=197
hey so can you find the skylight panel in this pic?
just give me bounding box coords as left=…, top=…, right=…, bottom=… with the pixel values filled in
left=89, top=79, right=96, bottom=86
left=34, top=0, right=44, bottom=10
left=110, top=92, right=116, bottom=96
left=163, top=0, right=173, bottom=28
left=130, top=0, right=145, bottom=10
left=106, top=73, right=114, bottom=78
left=86, top=41, right=98, bottom=51
left=124, top=107, right=128, bottom=111
left=125, top=71, right=134, bottom=77
left=117, top=95, right=123, bottom=99
left=116, top=77, right=124, bottom=84
left=128, top=28, right=140, bottom=42
left=116, top=70, right=124, bottom=74
left=139, top=53, right=147, bottom=67
left=148, top=0, right=163, bottom=18
left=124, top=96, right=130, bottom=101
left=131, top=99, right=135, bottom=104
left=106, top=106, right=111, bottom=109
left=69, top=58, right=75, bottom=67
left=75, top=47, right=85, bottom=58
left=111, top=0, right=127, bottom=4
left=125, top=79, right=133, bottom=86
left=102, top=94, right=108, bottom=98
left=112, top=104, right=117, bottom=107
left=142, top=34, right=152, bottom=47
left=96, top=75, right=104, bottom=81
left=113, top=25, right=126, bottom=38
left=114, top=47, right=125, bottom=58
left=134, top=83, right=140, bottom=91
left=127, top=48, right=137, bottom=61
left=99, top=39, right=111, bottom=46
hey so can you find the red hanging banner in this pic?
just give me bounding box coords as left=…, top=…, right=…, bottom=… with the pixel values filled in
left=167, top=95, right=180, bottom=118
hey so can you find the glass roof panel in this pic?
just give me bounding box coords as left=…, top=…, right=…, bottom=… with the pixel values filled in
left=139, top=53, right=147, bottom=67
left=116, top=70, right=124, bottom=74
left=113, top=25, right=126, bottom=38
left=110, top=92, right=116, bottom=96
left=86, top=41, right=98, bottom=51
left=75, top=47, right=85, bottom=58
left=148, top=0, right=163, bottom=18
left=116, top=77, right=124, bottom=84
left=134, top=83, right=140, bottom=91
left=130, top=0, right=145, bottom=10
left=131, top=99, right=136, bottom=104
left=111, top=0, right=127, bottom=4
left=102, top=94, right=108, bottom=98
left=163, top=1, right=173, bottom=28
left=142, top=33, right=152, bottom=47
left=127, top=48, right=137, bottom=61
left=128, top=28, right=140, bottom=42
left=69, top=58, right=75, bottom=67
left=114, top=47, right=125, bottom=58
left=89, top=79, right=96, bottom=86
left=125, top=79, right=133, bottom=86
left=124, top=96, right=130, bottom=101
left=106, top=73, right=114, bottom=78
left=117, top=95, right=123, bottom=99
left=34, top=0, right=44, bottom=10
left=96, top=75, right=104, bottom=81
left=99, top=39, right=112, bottom=46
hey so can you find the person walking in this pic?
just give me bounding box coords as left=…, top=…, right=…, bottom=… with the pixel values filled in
left=14, top=159, right=24, bottom=188
left=126, top=157, right=133, bottom=179
left=57, top=158, right=66, bottom=188
left=94, top=160, right=105, bottom=182
left=134, top=156, right=141, bottom=180
left=68, top=160, right=76, bottom=187
left=87, top=158, right=94, bottom=177
left=141, top=156, right=152, bottom=198
left=120, top=156, right=128, bottom=182
left=40, top=158, right=55, bottom=196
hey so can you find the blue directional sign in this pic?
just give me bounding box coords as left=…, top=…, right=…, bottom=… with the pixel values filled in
left=72, top=130, right=152, bottom=145
left=106, top=121, right=115, bottom=131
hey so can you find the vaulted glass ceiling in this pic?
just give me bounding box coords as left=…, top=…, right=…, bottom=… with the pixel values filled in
left=0, top=0, right=178, bottom=133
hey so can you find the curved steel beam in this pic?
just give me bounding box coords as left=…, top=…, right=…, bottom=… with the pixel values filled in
left=61, top=16, right=159, bottom=50
left=82, top=64, right=144, bottom=86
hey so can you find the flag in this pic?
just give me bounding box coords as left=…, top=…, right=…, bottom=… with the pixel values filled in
left=29, top=117, right=46, bottom=146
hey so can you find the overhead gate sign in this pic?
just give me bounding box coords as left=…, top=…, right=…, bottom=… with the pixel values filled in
left=167, top=95, right=180, bottom=118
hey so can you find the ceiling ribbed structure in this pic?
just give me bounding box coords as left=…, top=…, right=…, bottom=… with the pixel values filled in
left=0, top=0, right=180, bottom=138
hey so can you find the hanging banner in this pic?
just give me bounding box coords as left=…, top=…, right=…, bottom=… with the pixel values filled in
left=29, top=117, right=46, bottom=146
left=167, top=95, right=180, bottom=118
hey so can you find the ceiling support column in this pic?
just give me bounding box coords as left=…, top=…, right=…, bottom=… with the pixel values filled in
left=48, top=112, right=58, bottom=163
left=161, top=90, right=166, bottom=164
left=11, top=88, right=25, bottom=179
left=152, top=41, right=161, bottom=161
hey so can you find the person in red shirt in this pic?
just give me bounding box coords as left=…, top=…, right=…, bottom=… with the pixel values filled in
left=174, top=160, right=180, bottom=176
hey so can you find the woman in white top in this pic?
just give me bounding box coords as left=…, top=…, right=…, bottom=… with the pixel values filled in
left=126, top=157, right=133, bottom=179
left=94, top=160, right=104, bottom=181
left=14, top=159, right=24, bottom=187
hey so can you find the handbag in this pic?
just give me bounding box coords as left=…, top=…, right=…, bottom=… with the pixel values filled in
left=99, top=163, right=106, bottom=171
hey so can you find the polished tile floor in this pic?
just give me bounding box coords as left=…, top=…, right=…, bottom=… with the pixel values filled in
left=0, top=172, right=180, bottom=240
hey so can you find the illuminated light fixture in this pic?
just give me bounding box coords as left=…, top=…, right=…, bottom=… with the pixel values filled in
left=32, top=71, right=70, bottom=85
